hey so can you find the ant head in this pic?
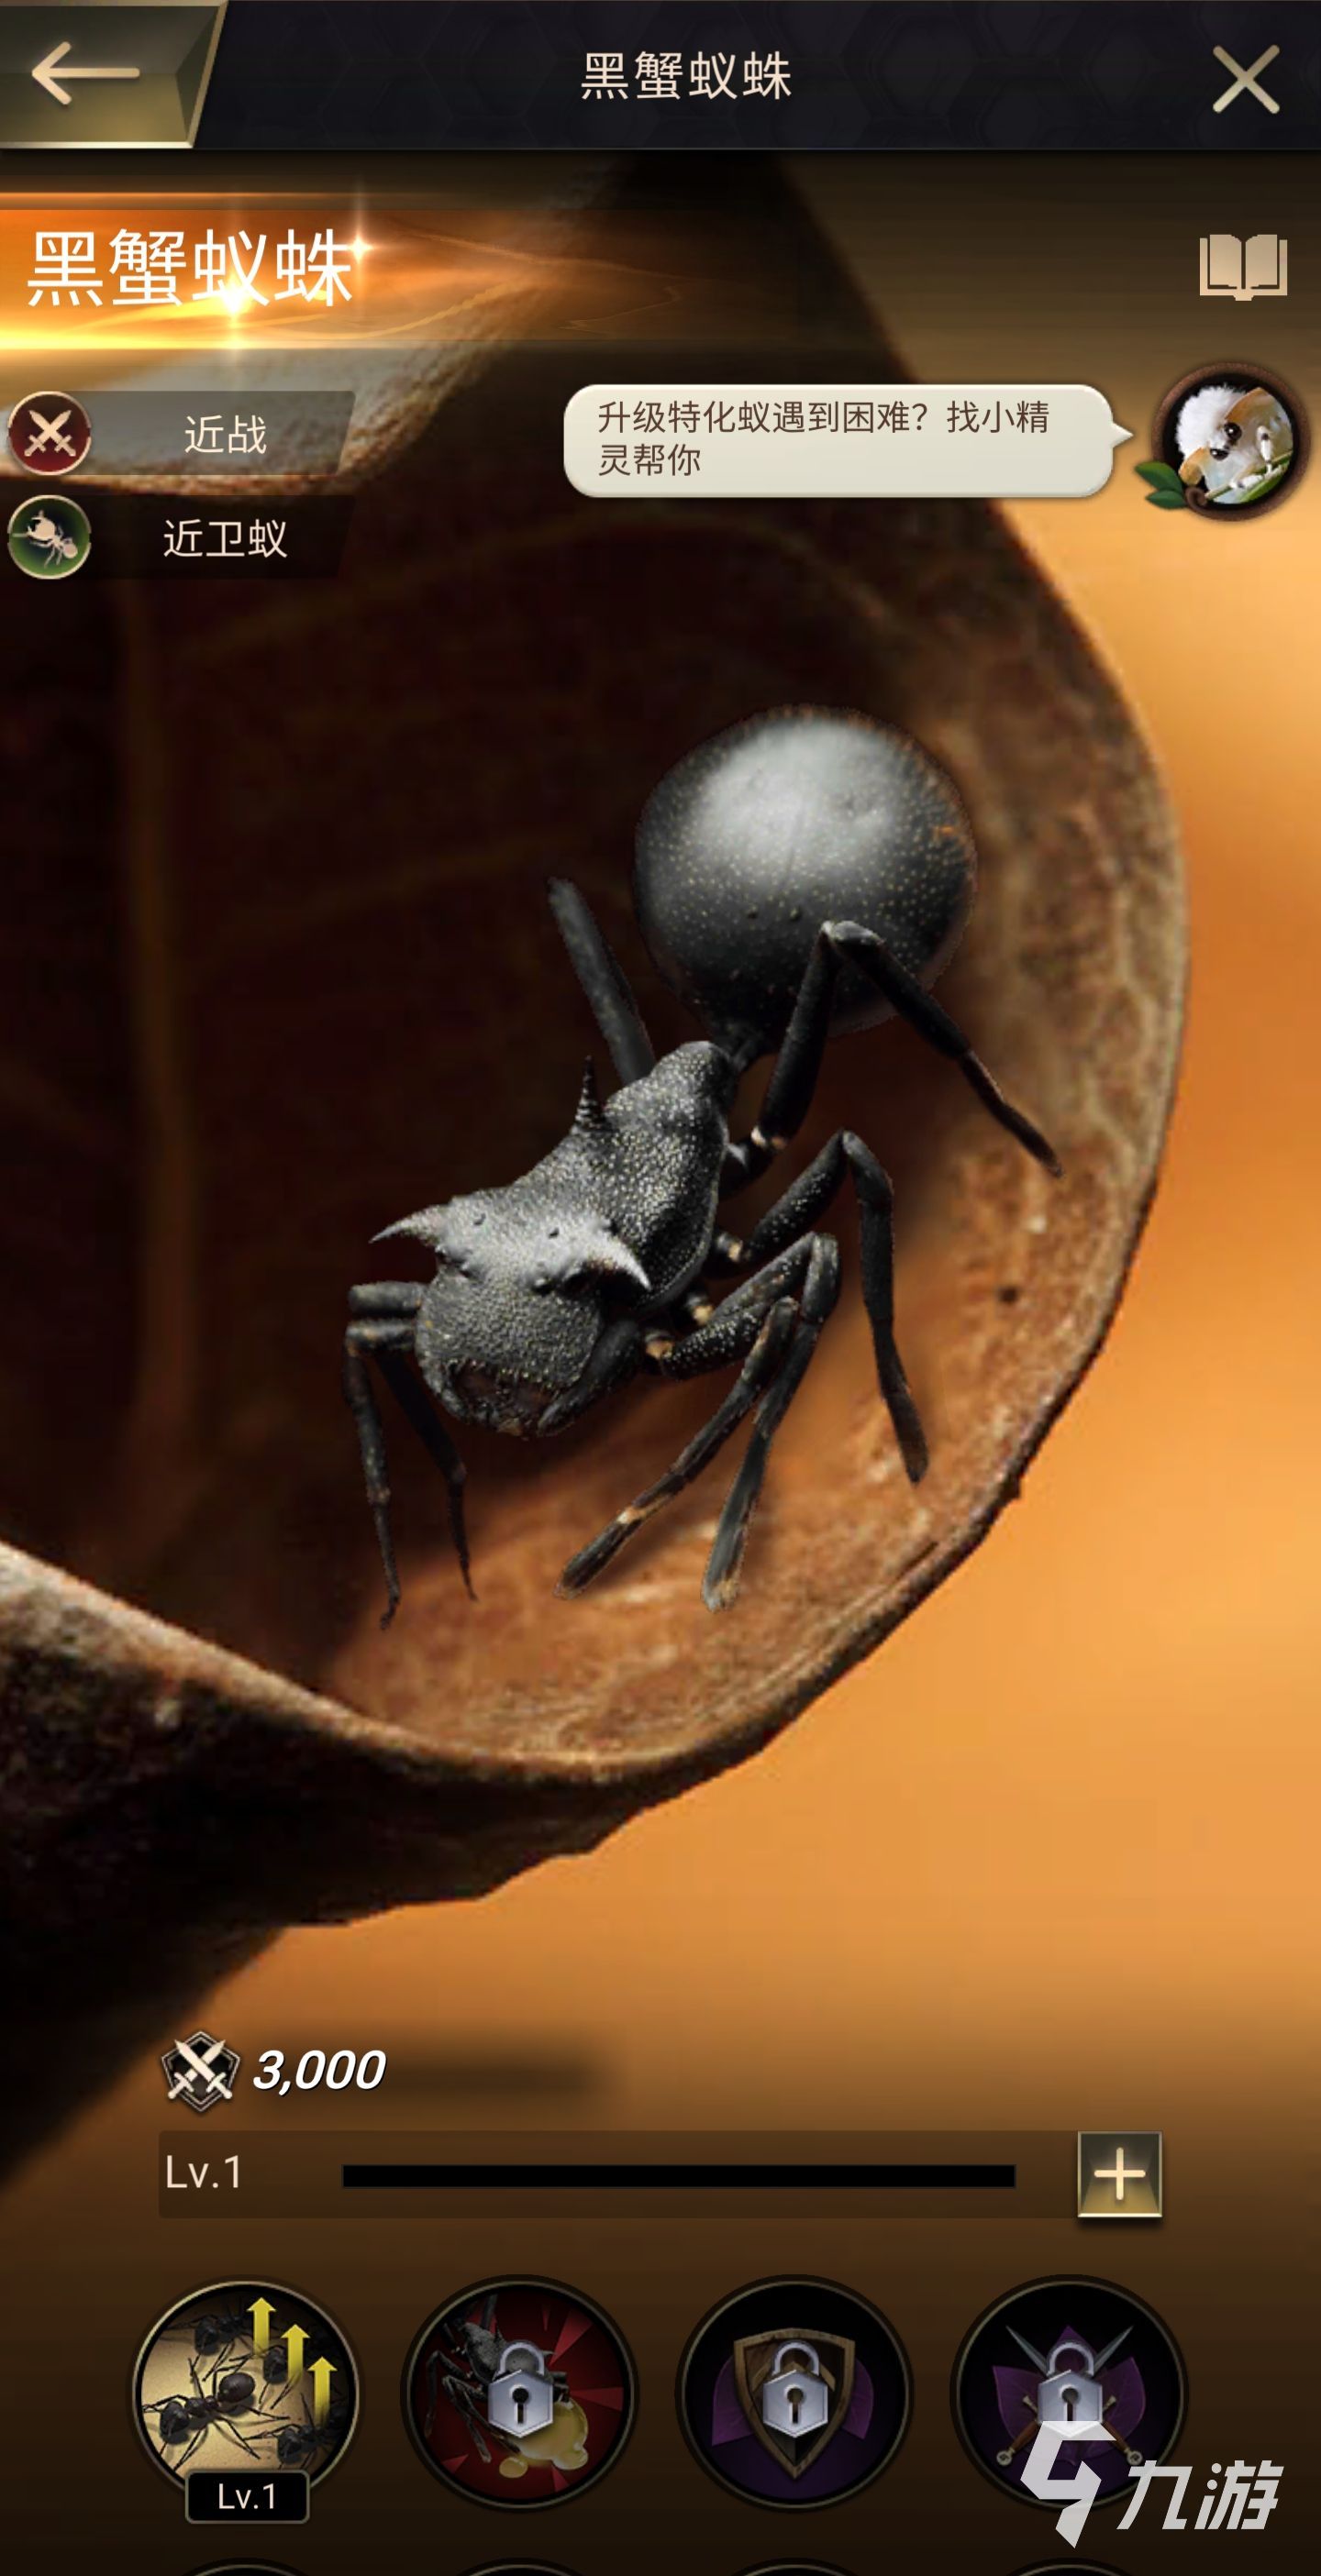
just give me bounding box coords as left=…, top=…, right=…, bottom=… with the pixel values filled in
left=380, top=1193, right=650, bottom=1438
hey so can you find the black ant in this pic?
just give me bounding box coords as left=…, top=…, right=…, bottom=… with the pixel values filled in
left=143, top=2358, right=274, bottom=2471
left=267, top=2413, right=333, bottom=2469
left=264, top=2384, right=353, bottom=2469
left=345, top=705, right=1060, bottom=1615
left=188, top=2307, right=256, bottom=2364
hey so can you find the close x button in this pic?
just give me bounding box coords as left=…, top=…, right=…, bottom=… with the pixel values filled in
left=0, top=4, right=227, bottom=149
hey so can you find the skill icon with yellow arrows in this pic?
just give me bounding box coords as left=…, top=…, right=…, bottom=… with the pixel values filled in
left=134, top=2281, right=360, bottom=2490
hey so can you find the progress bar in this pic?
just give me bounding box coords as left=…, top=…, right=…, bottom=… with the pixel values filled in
left=342, top=2160, right=1016, bottom=2190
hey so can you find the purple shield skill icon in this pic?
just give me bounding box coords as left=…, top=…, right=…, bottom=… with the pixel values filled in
left=680, top=2279, right=909, bottom=2507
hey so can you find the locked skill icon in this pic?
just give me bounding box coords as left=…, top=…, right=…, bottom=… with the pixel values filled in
left=678, top=2278, right=911, bottom=2507
left=952, top=2276, right=1186, bottom=2509
left=132, top=2282, right=360, bottom=2488
left=403, top=2279, right=636, bottom=2507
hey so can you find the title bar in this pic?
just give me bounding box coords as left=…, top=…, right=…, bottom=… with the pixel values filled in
left=1, top=5, right=1317, bottom=155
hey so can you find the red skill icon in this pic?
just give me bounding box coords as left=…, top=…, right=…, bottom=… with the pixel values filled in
left=404, top=2279, right=635, bottom=2507
left=7, top=390, right=93, bottom=476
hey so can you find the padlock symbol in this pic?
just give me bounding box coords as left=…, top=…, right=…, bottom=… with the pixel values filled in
left=1037, top=2335, right=1105, bottom=2430
left=760, top=2340, right=831, bottom=2438
left=487, top=2339, right=556, bottom=2437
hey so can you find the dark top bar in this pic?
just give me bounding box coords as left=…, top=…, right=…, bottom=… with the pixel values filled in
left=342, top=2160, right=1018, bottom=2187
left=196, top=4, right=1319, bottom=150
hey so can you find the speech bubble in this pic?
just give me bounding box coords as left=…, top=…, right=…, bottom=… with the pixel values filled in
left=564, top=382, right=1132, bottom=501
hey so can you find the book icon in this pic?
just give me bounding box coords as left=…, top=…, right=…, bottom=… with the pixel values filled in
left=1199, top=232, right=1288, bottom=300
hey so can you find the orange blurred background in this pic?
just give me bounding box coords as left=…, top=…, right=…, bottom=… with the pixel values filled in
left=1, top=152, right=1315, bottom=2572
left=122, top=151, right=1317, bottom=2149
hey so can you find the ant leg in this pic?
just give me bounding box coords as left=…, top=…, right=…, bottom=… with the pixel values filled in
left=548, top=879, right=657, bottom=1086
left=372, top=1344, right=474, bottom=1605
left=710, top=1133, right=848, bottom=1266
left=343, top=1315, right=411, bottom=1624
left=175, top=2429, right=205, bottom=2471
left=824, top=922, right=1061, bottom=1175
left=720, top=932, right=835, bottom=1189
left=215, top=2419, right=264, bottom=2458
left=841, top=1133, right=927, bottom=1480
left=655, top=1237, right=816, bottom=1366
left=705, top=1233, right=841, bottom=1610
left=343, top=1288, right=426, bottom=1622
left=344, top=1293, right=471, bottom=1617
left=349, top=1281, right=425, bottom=1318
left=722, top=921, right=1060, bottom=1188
left=558, top=1242, right=816, bottom=1592
left=557, top=1299, right=799, bottom=1595
left=718, top=1132, right=927, bottom=1483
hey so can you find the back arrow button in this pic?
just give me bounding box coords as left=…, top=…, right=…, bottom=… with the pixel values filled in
left=0, top=6, right=227, bottom=148
left=33, top=40, right=143, bottom=106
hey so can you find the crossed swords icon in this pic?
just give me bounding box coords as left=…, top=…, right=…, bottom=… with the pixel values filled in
left=165, top=2032, right=236, bottom=2104
left=994, top=2325, right=1140, bottom=2468
left=21, top=405, right=78, bottom=461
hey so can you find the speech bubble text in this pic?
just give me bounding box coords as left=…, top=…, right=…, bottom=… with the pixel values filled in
left=564, top=382, right=1132, bottom=501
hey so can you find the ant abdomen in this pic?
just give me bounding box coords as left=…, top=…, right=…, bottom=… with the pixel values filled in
left=633, top=706, right=977, bottom=1061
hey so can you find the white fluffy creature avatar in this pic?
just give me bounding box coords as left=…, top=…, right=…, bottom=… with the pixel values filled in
left=1175, top=382, right=1292, bottom=500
